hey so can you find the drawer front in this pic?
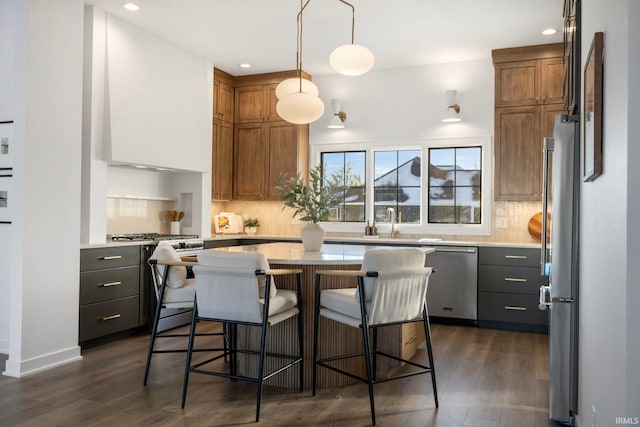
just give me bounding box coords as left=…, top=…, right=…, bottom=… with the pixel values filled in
left=478, top=291, right=548, bottom=325
left=478, top=246, right=540, bottom=268
left=478, top=265, right=547, bottom=294
left=80, top=246, right=140, bottom=271
left=79, top=296, right=139, bottom=342
left=79, top=266, right=140, bottom=305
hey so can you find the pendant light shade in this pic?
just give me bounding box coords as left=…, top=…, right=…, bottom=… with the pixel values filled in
left=276, top=92, right=325, bottom=124
left=275, top=77, right=319, bottom=99
left=330, top=44, right=375, bottom=76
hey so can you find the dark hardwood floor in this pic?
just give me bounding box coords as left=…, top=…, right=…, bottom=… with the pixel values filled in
left=0, top=324, right=558, bottom=426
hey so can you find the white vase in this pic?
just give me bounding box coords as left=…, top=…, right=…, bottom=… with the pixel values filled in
left=245, top=226, right=258, bottom=235
left=300, top=223, right=325, bottom=251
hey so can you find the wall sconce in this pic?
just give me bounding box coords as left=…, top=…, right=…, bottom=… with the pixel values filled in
left=328, top=99, right=347, bottom=129
left=441, top=89, right=462, bottom=123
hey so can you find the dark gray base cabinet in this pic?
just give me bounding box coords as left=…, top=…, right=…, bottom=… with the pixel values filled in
left=79, top=246, right=142, bottom=343
left=79, top=296, right=140, bottom=342
left=477, top=246, right=549, bottom=333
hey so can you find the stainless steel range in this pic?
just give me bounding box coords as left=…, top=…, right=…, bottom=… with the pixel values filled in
left=110, top=233, right=204, bottom=332
left=110, top=233, right=204, bottom=255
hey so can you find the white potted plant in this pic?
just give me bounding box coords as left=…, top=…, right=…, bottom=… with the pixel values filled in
left=243, top=217, right=260, bottom=235
left=275, top=165, right=345, bottom=251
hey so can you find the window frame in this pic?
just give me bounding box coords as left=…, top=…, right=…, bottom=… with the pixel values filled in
left=311, top=136, right=493, bottom=236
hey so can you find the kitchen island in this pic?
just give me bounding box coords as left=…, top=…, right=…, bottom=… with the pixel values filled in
left=206, top=242, right=435, bottom=389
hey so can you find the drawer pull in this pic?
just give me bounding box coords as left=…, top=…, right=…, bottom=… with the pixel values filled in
left=504, top=306, right=527, bottom=311
left=442, top=307, right=454, bottom=311
left=504, top=255, right=527, bottom=259
left=405, top=336, right=417, bottom=345
left=101, top=281, right=122, bottom=287
left=101, top=255, right=122, bottom=260
left=504, top=277, right=527, bottom=282
left=101, top=314, right=122, bottom=321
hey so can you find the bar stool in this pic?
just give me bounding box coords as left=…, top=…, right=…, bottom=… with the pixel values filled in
left=313, top=247, right=438, bottom=425
left=182, top=250, right=304, bottom=422
left=143, top=244, right=225, bottom=385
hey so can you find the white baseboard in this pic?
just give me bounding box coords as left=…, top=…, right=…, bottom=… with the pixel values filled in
left=2, top=346, right=82, bottom=377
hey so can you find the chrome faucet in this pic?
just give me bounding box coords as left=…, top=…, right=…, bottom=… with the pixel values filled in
left=386, top=207, right=399, bottom=238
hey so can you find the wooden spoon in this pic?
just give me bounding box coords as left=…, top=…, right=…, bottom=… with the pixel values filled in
left=178, top=211, right=184, bottom=221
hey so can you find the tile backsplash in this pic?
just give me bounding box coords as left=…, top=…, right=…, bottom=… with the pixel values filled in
left=107, top=197, right=177, bottom=235
left=211, top=200, right=543, bottom=244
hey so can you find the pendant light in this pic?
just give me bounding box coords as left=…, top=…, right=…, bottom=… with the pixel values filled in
left=276, top=0, right=324, bottom=124
left=329, top=0, right=375, bottom=76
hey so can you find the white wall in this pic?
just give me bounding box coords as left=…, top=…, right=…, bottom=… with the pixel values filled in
left=626, top=0, right=640, bottom=412
left=0, top=0, right=18, bottom=354
left=81, top=6, right=108, bottom=244
left=579, top=0, right=640, bottom=423
left=3, top=0, right=84, bottom=376
left=310, top=59, right=493, bottom=144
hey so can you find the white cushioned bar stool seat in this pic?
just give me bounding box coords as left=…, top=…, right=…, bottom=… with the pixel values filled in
left=313, top=247, right=438, bottom=425
left=181, top=250, right=304, bottom=422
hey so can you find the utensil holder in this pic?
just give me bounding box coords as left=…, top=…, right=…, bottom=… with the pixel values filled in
left=170, top=221, right=180, bottom=235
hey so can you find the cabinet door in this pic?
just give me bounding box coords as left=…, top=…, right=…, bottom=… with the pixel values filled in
left=233, top=123, right=267, bottom=199
left=266, top=121, right=298, bottom=200
left=212, top=119, right=233, bottom=200
left=266, top=83, right=282, bottom=122
left=541, top=103, right=566, bottom=140
left=214, top=80, right=234, bottom=122
left=235, top=85, right=266, bottom=123
left=541, top=57, right=565, bottom=105
left=494, top=105, right=541, bottom=201
left=494, top=60, right=539, bottom=107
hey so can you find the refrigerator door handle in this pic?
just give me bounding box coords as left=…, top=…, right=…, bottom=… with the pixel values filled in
left=552, top=297, right=576, bottom=303
left=541, top=137, right=554, bottom=276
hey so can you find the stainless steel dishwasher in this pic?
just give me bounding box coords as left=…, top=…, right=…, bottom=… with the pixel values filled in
left=423, top=246, right=478, bottom=323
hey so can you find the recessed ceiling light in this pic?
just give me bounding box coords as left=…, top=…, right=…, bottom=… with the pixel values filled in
left=122, top=3, right=140, bottom=11
left=541, top=28, right=558, bottom=36
left=240, top=63, right=252, bottom=69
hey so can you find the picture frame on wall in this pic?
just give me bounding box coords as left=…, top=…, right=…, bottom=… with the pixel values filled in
left=583, top=32, right=604, bottom=182
left=0, top=168, right=12, bottom=224
left=0, top=121, right=13, bottom=168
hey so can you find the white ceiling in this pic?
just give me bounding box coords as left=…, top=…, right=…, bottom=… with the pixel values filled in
left=85, top=0, right=564, bottom=76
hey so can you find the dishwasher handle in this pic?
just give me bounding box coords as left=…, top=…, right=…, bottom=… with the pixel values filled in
left=431, top=247, right=477, bottom=254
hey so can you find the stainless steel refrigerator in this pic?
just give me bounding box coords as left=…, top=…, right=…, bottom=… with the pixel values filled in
left=539, top=114, right=580, bottom=425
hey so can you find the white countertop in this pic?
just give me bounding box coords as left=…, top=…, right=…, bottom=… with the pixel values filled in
left=209, top=242, right=436, bottom=265
left=80, top=234, right=541, bottom=250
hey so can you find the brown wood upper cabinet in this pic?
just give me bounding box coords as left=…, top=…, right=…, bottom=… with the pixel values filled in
left=212, top=69, right=310, bottom=201
left=492, top=43, right=564, bottom=201
left=235, top=83, right=283, bottom=123
left=233, top=121, right=308, bottom=201
left=213, top=72, right=234, bottom=122
left=212, top=119, right=233, bottom=200
left=493, top=44, right=564, bottom=108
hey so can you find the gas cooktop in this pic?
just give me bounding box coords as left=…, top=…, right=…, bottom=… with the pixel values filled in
left=109, top=233, right=200, bottom=242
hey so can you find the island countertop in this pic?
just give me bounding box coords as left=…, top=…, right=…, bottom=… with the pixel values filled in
left=211, top=242, right=436, bottom=265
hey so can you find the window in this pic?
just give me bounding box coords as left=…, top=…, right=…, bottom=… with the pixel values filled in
left=321, top=151, right=366, bottom=222
left=314, top=136, right=492, bottom=236
left=373, top=150, right=421, bottom=224
left=428, top=147, right=482, bottom=224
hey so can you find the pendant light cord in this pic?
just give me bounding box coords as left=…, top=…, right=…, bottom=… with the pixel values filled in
left=297, top=0, right=312, bottom=91
left=337, top=0, right=355, bottom=44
